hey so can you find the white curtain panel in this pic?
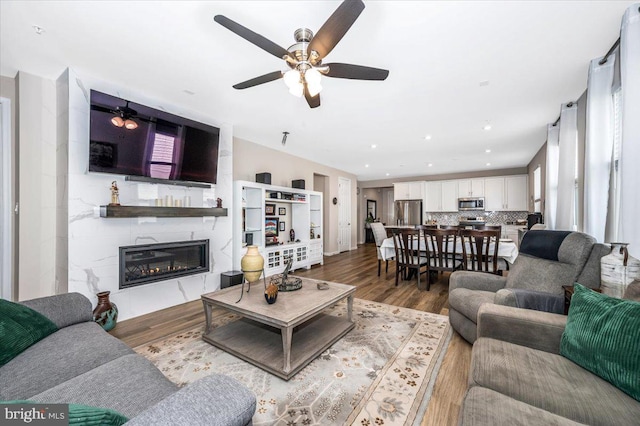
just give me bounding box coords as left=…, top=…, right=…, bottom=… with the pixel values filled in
left=619, top=4, right=640, bottom=257
left=556, top=103, right=578, bottom=231
left=545, top=123, right=560, bottom=230
left=584, top=55, right=615, bottom=243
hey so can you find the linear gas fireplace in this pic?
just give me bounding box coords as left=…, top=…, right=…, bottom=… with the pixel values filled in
left=119, top=240, right=209, bottom=289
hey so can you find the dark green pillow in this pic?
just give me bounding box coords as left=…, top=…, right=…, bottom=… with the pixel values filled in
left=0, top=401, right=128, bottom=425
left=560, top=284, right=640, bottom=401
left=0, top=299, right=59, bottom=366
left=68, top=403, right=129, bottom=425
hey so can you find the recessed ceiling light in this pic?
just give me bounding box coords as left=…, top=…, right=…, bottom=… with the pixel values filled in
left=371, top=144, right=377, bottom=149
left=486, top=162, right=491, bottom=166
left=385, top=172, right=390, bottom=176
left=483, top=124, right=492, bottom=131
left=365, top=164, right=369, bottom=168
left=32, top=25, right=45, bottom=35
left=428, top=163, right=433, bottom=167
left=485, top=149, right=491, bottom=153
left=424, top=135, right=432, bottom=140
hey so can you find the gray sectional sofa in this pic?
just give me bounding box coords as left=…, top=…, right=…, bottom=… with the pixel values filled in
left=459, top=303, right=640, bottom=425
left=0, top=292, right=256, bottom=425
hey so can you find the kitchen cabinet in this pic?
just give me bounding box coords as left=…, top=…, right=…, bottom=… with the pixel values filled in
left=484, top=175, right=528, bottom=211
left=394, top=181, right=424, bottom=200
left=425, top=182, right=442, bottom=211
left=425, top=181, right=458, bottom=212
left=457, top=178, right=485, bottom=198
left=441, top=180, right=458, bottom=211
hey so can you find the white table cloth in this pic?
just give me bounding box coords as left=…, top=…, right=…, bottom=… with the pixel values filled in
left=379, top=237, right=519, bottom=264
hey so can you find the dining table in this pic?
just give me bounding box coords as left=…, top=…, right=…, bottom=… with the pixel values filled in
left=379, top=236, right=519, bottom=264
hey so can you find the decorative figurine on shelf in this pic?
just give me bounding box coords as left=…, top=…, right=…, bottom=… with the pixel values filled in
left=216, top=198, right=223, bottom=208
left=290, top=229, right=295, bottom=242
left=109, top=181, right=120, bottom=206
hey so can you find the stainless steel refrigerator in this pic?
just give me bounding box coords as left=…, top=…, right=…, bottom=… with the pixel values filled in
left=394, top=200, right=423, bottom=226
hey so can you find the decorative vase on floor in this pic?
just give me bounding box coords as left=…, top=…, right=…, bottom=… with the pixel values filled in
left=93, top=291, right=118, bottom=331
left=241, top=245, right=264, bottom=283
left=601, top=243, right=640, bottom=298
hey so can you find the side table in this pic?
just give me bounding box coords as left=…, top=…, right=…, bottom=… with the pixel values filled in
left=562, top=285, right=602, bottom=315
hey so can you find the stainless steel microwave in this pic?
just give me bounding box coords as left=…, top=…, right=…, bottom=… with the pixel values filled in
left=458, top=197, right=485, bottom=211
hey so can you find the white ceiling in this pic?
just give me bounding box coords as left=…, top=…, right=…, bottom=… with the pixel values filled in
left=0, top=1, right=633, bottom=181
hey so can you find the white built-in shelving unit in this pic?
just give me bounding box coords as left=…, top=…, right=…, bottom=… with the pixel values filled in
left=233, top=180, right=323, bottom=277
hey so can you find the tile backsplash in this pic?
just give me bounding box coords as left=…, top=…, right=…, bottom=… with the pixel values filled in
left=425, top=211, right=528, bottom=225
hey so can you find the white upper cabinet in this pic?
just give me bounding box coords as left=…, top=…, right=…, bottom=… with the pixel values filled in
left=425, top=181, right=458, bottom=212
left=484, top=177, right=505, bottom=211
left=441, top=180, right=458, bottom=212
left=425, top=181, right=442, bottom=211
left=394, top=181, right=424, bottom=200
left=484, top=175, right=528, bottom=211
left=505, top=175, right=528, bottom=211
left=457, top=178, right=485, bottom=198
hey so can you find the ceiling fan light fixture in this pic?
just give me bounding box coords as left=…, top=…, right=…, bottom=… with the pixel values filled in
left=283, top=69, right=301, bottom=89
left=288, top=83, right=303, bottom=97
left=307, top=82, right=322, bottom=97
left=124, top=119, right=138, bottom=130
left=111, top=116, right=125, bottom=127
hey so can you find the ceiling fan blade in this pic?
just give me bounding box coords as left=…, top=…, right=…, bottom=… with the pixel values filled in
left=214, top=15, right=295, bottom=60
left=304, top=84, right=321, bottom=109
left=324, top=63, right=389, bottom=80
left=307, top=0, right=365, bottom=60
left=232, top=71, right=284, bottom=89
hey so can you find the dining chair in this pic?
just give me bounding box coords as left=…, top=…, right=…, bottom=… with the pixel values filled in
left=371, top=222, right=392, bottom=276
left=422, top=227, right=464, bottom=289
left=392, top=229, right=429, bottom=289
left=459, top=228, right=502, bottom=274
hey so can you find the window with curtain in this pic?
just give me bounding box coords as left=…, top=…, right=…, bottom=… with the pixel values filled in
left=611, top=88, right=623, bottom=240
left=533, top=166, right=542, bottom=212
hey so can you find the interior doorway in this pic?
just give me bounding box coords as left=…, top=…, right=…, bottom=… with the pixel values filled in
left=338, top=177, right=351, bottom=253
left=0, top=97, right=13, bottom=300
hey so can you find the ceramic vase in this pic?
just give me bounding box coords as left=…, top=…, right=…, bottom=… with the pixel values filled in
left=601, top=243, right=640, bottom=298
left=264, top=282, right=278, bottom=304
left=241, top=245, right=264, bottom=283
left=93, top=291, right=118, bottom=331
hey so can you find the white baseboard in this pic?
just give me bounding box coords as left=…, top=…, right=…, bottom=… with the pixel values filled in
left=324, top=251, right=340, bottom=256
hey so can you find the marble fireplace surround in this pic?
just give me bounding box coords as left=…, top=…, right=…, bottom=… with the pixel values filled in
left=63, top=69, right=233, bottom=321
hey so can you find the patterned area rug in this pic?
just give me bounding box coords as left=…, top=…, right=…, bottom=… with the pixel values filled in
left=134, top=299, right=451, bottom=426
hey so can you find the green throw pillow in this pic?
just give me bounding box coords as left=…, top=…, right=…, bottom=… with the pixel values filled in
left=68, top=403, right=129, bottom=425
left=560, top=284, right=640, bottom=402
left=0, top=299, right=58, bottom=366
left=0, top=401, right=128, bottom=425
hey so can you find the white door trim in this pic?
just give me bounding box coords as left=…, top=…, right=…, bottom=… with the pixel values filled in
left=0, top=97, right=13, bottom=300
left=338, top=177, right=351, bottom=252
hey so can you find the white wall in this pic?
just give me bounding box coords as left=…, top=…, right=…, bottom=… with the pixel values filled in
left=61, top=69, right=233, bottom=320
left=17, top=72, right=58, bottom=301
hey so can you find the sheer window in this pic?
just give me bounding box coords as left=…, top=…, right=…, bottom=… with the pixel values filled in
left=611, top=88, right=623, bottom=240
left=149, top=133, right=176, bottom=179
left=533, top=166, right=542, bottom=212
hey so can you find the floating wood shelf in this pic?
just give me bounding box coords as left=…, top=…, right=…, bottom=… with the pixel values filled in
left=100, top=205, right=228, bottom=218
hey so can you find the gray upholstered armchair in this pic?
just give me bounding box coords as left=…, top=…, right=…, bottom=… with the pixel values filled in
left=448, top=230, right=610, bottom=343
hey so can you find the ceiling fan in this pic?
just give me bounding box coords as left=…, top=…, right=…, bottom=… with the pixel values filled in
left=214, top=0, right=389, bottom=108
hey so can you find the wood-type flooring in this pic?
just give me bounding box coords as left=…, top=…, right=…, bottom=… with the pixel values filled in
left=110, top=243, right=472, bottom=425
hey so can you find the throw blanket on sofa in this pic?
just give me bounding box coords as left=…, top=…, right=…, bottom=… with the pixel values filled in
left=512, top=289, right=565, bottom=314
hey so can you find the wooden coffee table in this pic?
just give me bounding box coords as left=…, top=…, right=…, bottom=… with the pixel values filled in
left=201, top=276, right=355, bottom=380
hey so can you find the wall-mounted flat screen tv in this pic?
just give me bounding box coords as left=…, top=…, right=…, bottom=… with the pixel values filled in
left=89, top=90, right=220, bottom=185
